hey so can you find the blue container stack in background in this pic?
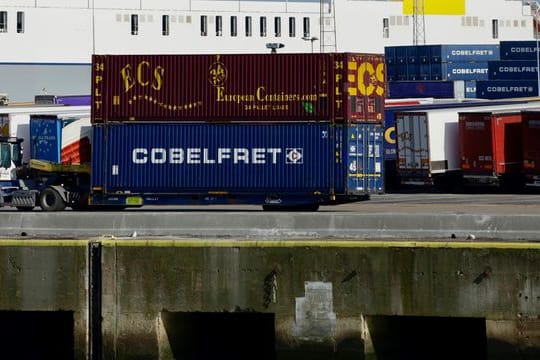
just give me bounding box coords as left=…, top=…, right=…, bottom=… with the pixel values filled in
left=385, top=44, right=499, bottom=99
left=476, top=40, right=540, bottom=99
left=386, top=41, right=540, bottom=100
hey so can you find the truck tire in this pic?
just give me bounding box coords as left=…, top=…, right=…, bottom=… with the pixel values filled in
left=39, top=188, right=66, bottom=211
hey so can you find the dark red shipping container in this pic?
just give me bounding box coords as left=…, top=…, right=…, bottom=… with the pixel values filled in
left=520, top=111, right=540, bottom=185
left=459, top=111, right=523, bottom=181
left=91, top=53, right=385, bottom=123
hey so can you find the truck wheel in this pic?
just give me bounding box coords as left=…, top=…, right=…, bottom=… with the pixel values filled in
left=39, top=188, right=66, bottom=211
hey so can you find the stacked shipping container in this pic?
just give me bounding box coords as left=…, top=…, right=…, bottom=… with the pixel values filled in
left=90, top=53, right=386, bottom=208
left=386, top=44, right=499, bottom=99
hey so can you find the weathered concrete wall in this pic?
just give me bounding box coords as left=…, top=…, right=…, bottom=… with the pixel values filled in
left=0, top=240, right=539, bottom=359
left=100, top=240, right=540, bottom=359
left=0, top=241, right=88, bottom=359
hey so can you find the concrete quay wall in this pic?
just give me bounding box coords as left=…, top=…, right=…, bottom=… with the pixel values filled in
left=1, top=240, right=539, bottom=359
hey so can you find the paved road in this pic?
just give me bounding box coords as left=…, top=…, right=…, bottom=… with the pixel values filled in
left=1, top=193, right=540, bottom=241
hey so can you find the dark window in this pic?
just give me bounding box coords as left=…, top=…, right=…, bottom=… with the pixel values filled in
left=260, top=16, right=267, bottom=37
left=230, top=16, right=237, bottom=37
left=162, top=15, right=169, bottom=36
left=274, top=17, right=281, bottom=37
left=303, top=17, right=310, bottom=38
left=245, top=16, right=252, bottom=37
left=131, top=14, right=138, bottom=35
left=216, top=15, right=222, bottom=36
left=201, top=15, right=207, bottom=36
left=17, top=11, right=24, bottom=33
left=289, top=17, right=295, bottom=37
left=492, top=19, right=499, bottom=39
left=383, top=18, right=389, bottom=38
left=0, top=11, right=7, bottom=33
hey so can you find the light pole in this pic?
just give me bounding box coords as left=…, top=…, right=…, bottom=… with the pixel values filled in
left=302, top=36, right=318, bottom=53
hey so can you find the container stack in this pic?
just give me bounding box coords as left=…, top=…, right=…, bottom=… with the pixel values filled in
left=385, top=44, right=500, bottom=99
left=475, top=40, right=540, bottom=99
left=90, top=53, right=386, bottom=208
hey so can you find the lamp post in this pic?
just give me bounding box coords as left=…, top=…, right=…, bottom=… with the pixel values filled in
left=266, top=43, right=285, bottom=54
left=302, top=36, right=319, bottom=53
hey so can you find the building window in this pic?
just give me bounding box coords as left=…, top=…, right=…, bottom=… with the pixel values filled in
left=289, top=17, right=295, bottom=37
left=383, top=17, right=389, bottom=38
left=17, top=11, right=24, bottom=33
left=245, top=16, right=252, bottom=37
left=274, top=17, right=281, bottom=37
left=201, top=15, right=207, bottom=36
left=303, top=17, right=310, bottom=38
left=260, top=16, right=267, bottom=37
left=131, top=14, right=138, bottom=35
left=230, top=16, right=237, bottom=37
left=492, top=19, right=498, bottom=39
left=162, top=15, right=169, bottom=36
left=216, top=15, right=222, bottom=36
left=0, top=11, right=7, bottom=33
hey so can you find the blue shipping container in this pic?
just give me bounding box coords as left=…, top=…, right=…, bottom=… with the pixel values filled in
left=55, top=95, right=91, bottom=106
left=387, top=81, right=455, bottom=99
left=407, top=63, right=419, bottom=80
left=91, top=123, right=384, bottom=201
left=395, top=46, right=407, bottom=64
left=417, top=46, right=431, bottom=64
left=475, top=80, right=539, bottom=99
left=430, top=62, right=488, bottom=81
left=499, top=41, right=540, bottom=60
left=432, top=44, right=500, bottom=63
left=465, top=80, right=477, bottom=98
left=488, top=60, right=538, bottom=80
left=385, top=47, right=396, bottom=65
left=406, top=46, right=418, bottom=64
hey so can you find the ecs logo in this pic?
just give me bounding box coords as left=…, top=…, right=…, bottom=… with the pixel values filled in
left=286, top=148, right=303, bottom=164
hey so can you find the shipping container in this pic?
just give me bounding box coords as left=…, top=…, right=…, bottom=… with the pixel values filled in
left=394, top=47, right=407, bottom=64
left=0, top=105, right=90, bottom=165
left=55, top=95, right=91, bottom=106
left=395, top=101, right=540, bottom=189
left=499, top=40, right=540, bottom=60
left=459, top=110, right=526, bottom=187
left=385, top=47, right=396, bottom=65
left=406, top=46, right=418, bottom=64
left=92, top=53, right=385, bottom=123
left=387, top=81, right=455, bottom=99
left=488, top=60, right=538, bottom=80
left=430, top=62, right=489, bottom=81
left=475, top=80, right=539, bottom=99
left=465, top=80, right=477, bottom=98
left=407, top=63, right=419, bottom=80
left=90, top=122, right=383, bottom=207
left=395, top=109, right=462, bottom=188
left=29, top=115, right=92, bottom=164
left=430, top=44, right=500, bottom=63
left=417, top=46, right=431, bottom=64
left=519, top=111, right=540, bottom=186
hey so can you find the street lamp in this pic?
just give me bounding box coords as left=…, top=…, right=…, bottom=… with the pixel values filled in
left=302, top=36, right=319, bottom=53
left=266, top=43, right=285, bottom=54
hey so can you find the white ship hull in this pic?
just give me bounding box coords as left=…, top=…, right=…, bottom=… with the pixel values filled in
left=0, top=0, right=537, bottom=100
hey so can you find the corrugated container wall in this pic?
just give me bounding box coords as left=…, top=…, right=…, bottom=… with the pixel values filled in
left=92, top=53, right=385, bottom=123
left=90, top=122, right=384, bottom=196
left=520, top=111, right=540, bottom=180
left=387, top=81, right=455, bottom=99
left=499, top=41, right=539, bottom=60
left=488, top=60, right=538, bottom=80
left=459, top=111, right=523, bottom=176
left=475, top=80, right=539, bottom=99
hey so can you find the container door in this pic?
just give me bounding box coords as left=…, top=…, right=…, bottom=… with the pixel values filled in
left=346, top=124, right=384, bottom=194
left=459, top=113, right=493, bottom=175
left=492, top=114, right=522, bottom=175
left=522, top=116, right=540, bottom=177
left=396, top=113, right=429, bottom=173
